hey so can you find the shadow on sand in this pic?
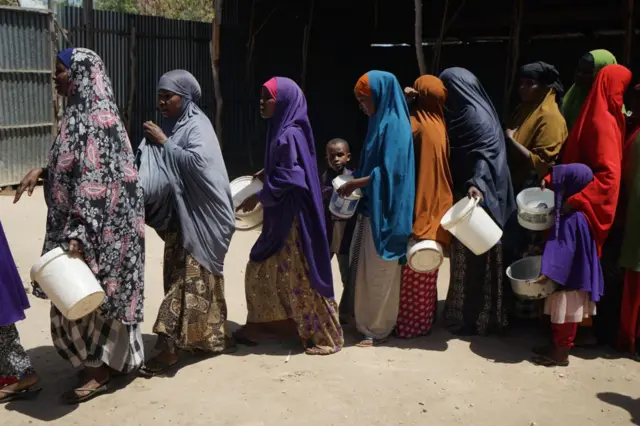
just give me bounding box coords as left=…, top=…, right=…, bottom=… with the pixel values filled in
left=597, top=392, right=640, bottom=425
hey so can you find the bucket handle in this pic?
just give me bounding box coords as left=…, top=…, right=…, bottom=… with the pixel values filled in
left=445, top=196, right=480, bottom=229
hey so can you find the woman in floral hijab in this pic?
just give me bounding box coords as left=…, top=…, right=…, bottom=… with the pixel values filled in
left=14, top=48, right=145, bottom=404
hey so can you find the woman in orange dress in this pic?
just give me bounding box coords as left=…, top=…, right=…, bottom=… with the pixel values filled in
left=398, top=75, right=453, bottom=338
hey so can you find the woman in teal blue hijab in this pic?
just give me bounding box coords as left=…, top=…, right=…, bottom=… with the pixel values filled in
left=337, top=70, right=415, bottom=347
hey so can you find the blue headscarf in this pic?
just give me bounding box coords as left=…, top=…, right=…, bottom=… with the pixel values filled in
left=56, top=48, right=74, bottom=68
left=356, top=70, right=415, bottom=262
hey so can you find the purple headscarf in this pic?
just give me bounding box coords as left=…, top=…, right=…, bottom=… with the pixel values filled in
left=250, top=77, right=334, bottom=299
left=541, top=163, right=604, bottom=301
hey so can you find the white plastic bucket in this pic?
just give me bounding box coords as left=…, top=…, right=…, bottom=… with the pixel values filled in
left=440, top=197, right=502, bottom=255
left=329, top=174, right=362, bottom=219
left=30, top=247, right=105, bottom=320
left=230, top=176, right=264, bottom=230
left=407, top=239, right=444, bottom=273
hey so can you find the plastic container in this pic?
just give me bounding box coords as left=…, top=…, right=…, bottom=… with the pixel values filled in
left=516, top=188, right=555, bottom=231
left=407, top=239, right=444, bottom=273
left=440, top=197, right=502, bottom=255
left=506, top=255, right=557, bottom=300
left=30, top=247, right=105, bottom=320
left=230, top=176, right=264, bottom=230
left=329, top=174, right=362, bottom=219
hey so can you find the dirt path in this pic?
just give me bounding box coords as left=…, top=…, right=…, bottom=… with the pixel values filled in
left=1, top=187, right=639, bottom=425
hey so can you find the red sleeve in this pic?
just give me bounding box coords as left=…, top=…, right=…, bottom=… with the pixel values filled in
left=566, top=126, right=622, bottom=255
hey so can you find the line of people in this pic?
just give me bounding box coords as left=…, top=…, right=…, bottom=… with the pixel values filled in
left=1, top=46, right=639, bottom=405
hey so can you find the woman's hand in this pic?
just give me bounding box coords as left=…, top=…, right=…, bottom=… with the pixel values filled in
left=505, top=128, right=517, bottom=140
left=143, top=121, right=168, bottom=145
left=540, top=179, right=546, bottom=190
left=467, top=186, right=484, bottom=203
left=404, top=87, right=418, bottom=104
left=533, top=274, right=548, bottom=284
left=68, top=239, right=83, bottom=258
left=14, top=168, right=44, bottom=204
left=253, top=169, right=265, bottom=183
left=237, top=194, right=259, bottom=213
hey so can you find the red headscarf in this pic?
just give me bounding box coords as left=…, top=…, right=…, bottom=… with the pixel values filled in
left=558, top=64, right=632, bottom=257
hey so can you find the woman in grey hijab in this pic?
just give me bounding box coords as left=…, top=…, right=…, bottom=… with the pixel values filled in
left=138, top=70, right=236, bottom=377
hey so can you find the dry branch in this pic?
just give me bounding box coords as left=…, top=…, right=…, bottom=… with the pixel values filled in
left=431, top=0, right=450, bottom=74
left=502, top=0, right=523, bottom=121
left=301, top=0, right=315, bottom=91
left=414, top=0, right=427, bottom=75
left=211, top=0, right=224, bottom=145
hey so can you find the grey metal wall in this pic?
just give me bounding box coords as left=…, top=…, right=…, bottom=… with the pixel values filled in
left=57, top=6, right=214, bottom=150
left=0, top=7, right=55, bottom=186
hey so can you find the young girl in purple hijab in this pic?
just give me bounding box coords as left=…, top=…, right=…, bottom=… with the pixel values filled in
left=0, top=219, right=40, bottom=402
left=234, top=77, right=344, bottom=355
left=532, top=163, right=604, bottom=367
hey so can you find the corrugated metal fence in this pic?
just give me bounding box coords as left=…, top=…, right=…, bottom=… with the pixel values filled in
left=57, top=6, right=214, bottom=151
left=0, top=7, right=55, bottom=186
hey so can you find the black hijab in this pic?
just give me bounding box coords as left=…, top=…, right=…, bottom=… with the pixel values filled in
left=439, top=67, right=516, bottom=228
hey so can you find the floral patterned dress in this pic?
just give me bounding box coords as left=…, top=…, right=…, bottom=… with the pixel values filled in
left=36, top=48, right=146, bottom=372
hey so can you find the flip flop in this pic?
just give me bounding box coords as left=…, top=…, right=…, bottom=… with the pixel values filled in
left=138, top=359, right=179, bottom=378
left=530, top=355, right=569, bottom=367
left=355, top=337, right=388, bottom=348
left=0, top=386, right=42, bottom=403
left=62, top=382, right=109, bottom=404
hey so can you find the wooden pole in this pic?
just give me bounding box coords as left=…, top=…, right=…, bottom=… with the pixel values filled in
left=126, top=25, right=137, bottom=135
left=301, top=0, right=315, bottom=91
left=211, top=0, right=224, bottom=145
left=431, top=0, right=450, bottom=74
left=82, top=0, right=94, bottom=49
left=502, top=0, right=523, bottom=121
left=624, top=0, right=635, bottom=66
left=414, top=0, right=427, bottom=75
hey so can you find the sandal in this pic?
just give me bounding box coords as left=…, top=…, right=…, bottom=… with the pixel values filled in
left=0, top=386, right=42, bottom=403
left=355, top=337, right=388, bottom=348
left=138, top=359, right=179, bottom=378
left=62, top=381, right=109, bottom=404
left=305, top=346, right=333, bottom=356
left=530, top=355, right=569, bottom=367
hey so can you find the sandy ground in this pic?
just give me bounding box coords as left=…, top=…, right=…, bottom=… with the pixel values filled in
left=1, top=186, right=639, bottom=426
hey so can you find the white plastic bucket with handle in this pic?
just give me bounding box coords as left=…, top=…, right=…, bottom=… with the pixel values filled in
left=329, top=174, right=362, bottom=219
left=440, top=197, right=502, bottom=255
left=30, top=247, right=105, bottom=320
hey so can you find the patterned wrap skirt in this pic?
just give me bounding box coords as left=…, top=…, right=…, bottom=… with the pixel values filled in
left=444, top=238, right=507, bottom=336
left=0, top=325, right=34, bottom=385
left=396, top=267, right=439, bottom=338
left=153, top=224, right=230, bottom=354
left=244, top=221, right=344, bottom=354
left=51, top=307, right=144, bottom=373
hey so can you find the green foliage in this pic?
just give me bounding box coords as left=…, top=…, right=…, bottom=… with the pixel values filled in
left=95, top=0, right=137, bottom=13
left=94, top=0, right=214, bottom=22
left=0, top=0, right=20, bottom=6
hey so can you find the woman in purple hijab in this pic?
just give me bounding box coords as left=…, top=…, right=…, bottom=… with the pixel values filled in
left=234, top=77, right=344, bottom=355
left=532, top=163, right=604, bottom=367
left=0, top=220, right=40, bottom=402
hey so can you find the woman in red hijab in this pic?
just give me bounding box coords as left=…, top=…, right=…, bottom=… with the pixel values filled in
left=548, top=64, right=631, bottom=256
left=541, top=64, right=631, bottom=352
